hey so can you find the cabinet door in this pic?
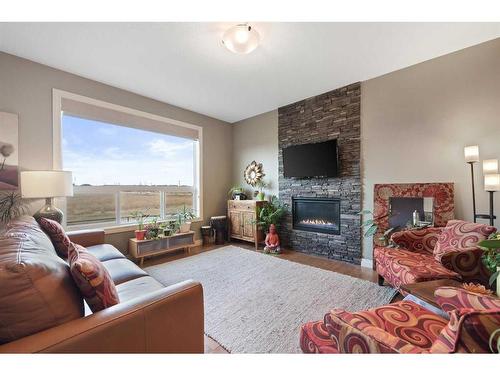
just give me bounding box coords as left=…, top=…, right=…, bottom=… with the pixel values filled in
left=229, top=210, right=242, bottom=237
left=242, top=211, right=255, bottom=239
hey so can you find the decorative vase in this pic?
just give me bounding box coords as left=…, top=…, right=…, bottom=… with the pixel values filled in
left=256, top=191, right=265, bottom=201
left=135, top=229, right=147, bottom=240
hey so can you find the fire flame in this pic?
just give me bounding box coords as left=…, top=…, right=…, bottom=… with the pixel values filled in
left=299, top=219, right=334, bottom=226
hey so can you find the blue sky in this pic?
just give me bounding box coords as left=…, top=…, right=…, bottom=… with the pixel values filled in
left=62, top=115, right=195, bottom=186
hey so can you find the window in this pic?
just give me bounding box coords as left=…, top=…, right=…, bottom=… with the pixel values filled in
left=61, top=114, right=200, bottom=228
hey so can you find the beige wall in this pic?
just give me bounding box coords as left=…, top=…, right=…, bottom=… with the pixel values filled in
left=232, top=110, right=279, bottom=198
left=0, top=52, right=233, bottom=251
left=230, top=39, right=500, bottom=262
left=361, top=38, right=500, bottom=260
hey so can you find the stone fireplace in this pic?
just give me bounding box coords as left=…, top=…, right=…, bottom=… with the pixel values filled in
left=278, top=83, right=361, bottom=264
left=292, top=197, right=341, bottom=235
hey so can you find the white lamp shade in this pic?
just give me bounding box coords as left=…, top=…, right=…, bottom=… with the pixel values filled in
left=483, top=159, right=499, bottom=174
left=464, top=145, right=479, bottom=163
left=222, top=24, right=260, bottom=54
left=484, top=174, right=500, bottom=192
left=20, top=170, right=73, bottom=198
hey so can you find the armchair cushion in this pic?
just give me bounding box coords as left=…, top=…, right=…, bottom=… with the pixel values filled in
left=433, top=220, right=495, bottom=261
left=374, top=247, right=460, bottom=289
left=323, top=301, right=447, bottom=353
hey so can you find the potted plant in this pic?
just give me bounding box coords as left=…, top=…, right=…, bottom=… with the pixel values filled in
left=131, top=211, right=149, bottom=240
left=228, top=185, right=247, bottom=200
left=478, top=233, right=500, bottom=295
left=177, top=205, right=195, bottom=233
left=145, top=217, right=161, bottom=240
left=254, top=180, right=268, bottom=201
left=254, top=196, right=287, bottom=232
left=359, top=209, right=394, bottom=247
left=0, top=191, right=30, bottom=228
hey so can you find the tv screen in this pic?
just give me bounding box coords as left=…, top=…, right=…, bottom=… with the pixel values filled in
left=283, top=140, right=339, bottom=178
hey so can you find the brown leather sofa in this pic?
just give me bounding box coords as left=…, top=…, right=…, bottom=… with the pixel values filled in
left=0, top=217, right=204, bottom=353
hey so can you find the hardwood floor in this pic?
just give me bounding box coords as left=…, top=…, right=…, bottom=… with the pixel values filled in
left=142, top=240, right=384, bottom=354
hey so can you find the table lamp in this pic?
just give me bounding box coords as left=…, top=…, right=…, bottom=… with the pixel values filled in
left=20, top=170, right=73, bottom=223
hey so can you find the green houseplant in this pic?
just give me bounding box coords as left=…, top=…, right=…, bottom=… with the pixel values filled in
left=478, top=233, right=500, bottom=295
left=255, top=196, right=287, bottom=233
left=0, top=191, right=30, bottom=227
left=177, top=205, right=195, bottom=233
left=131, top=211, right=149, bottom=240
left=359, top=209, right=394, bottom=247
left=254, top=180, right=268, bottom=201
left=228, top=185, right=247, bottom=200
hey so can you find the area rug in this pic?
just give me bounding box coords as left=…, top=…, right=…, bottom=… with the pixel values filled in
left=145, top=246, right=396, bottom=353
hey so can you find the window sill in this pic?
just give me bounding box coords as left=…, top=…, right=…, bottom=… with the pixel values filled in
left=67, top=218, right=203, bottom=235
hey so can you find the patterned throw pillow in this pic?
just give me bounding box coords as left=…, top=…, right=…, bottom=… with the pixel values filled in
left=433, top=220, right=496, bottom=261
left=68, top=243, right=120, bottom=312
left=37, top=217, right=72, bottom=258
left=435, top=286, right=500, bottom=315
left=430, top=308, right=500, bottom=353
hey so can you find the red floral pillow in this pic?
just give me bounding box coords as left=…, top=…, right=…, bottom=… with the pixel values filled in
left=68, top=243, right=120, bottom=312
left=37, top=217, right=72, bottom=258
left=433, top=220, right=496, bottom=261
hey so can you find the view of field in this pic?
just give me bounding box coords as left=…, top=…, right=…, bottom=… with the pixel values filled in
left=67, top=185, right=194, bottom=226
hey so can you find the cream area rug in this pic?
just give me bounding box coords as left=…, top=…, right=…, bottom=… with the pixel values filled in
left=145, top=246, right=396, bottom=353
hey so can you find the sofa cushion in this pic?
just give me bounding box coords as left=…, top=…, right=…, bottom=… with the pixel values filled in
left=434, top=286, right=500, bottom=315
left=433, top=220, right=496, bottom=261
left=68, top=243, right=120, bottom=312
left=37, top=217, right=72, bottom=258
left=116, top=276, right=163, bottom=303
left=0, top=217, right=84, bottom=344
left=101, top=258, right=148, bottom=285
left=87, top=244, right=126, bottom=262
left=374, top=246, right=460, bottom=289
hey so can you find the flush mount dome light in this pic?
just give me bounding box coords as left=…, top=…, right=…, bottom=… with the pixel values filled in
left=222, top=24, right=260, bottom=54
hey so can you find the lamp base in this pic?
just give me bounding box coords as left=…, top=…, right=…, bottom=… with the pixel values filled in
left=33, top=198, right=64, bottom=224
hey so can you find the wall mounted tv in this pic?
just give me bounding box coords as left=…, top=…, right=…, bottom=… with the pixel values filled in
left=283, top=139, right=339, bottom=178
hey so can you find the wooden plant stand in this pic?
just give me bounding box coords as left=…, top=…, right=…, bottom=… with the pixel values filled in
left=129, top=231, right=195, bottom=266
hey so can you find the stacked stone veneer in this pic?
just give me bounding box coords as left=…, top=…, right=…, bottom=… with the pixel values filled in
left=278, top=83, right=361, bottom=264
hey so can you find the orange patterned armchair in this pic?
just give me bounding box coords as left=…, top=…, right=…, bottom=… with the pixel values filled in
left=300, top=287, right=500, bottom=354
left=374, top=220, right=496, bottom=289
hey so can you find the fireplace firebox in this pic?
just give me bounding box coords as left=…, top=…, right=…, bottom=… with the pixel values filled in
left=292, top=197, right=341, bottom=235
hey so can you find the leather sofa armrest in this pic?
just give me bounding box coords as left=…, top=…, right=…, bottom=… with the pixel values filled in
left=68, top=229, right=105, bottom=247
left=0, top=280, right=204, bottom=353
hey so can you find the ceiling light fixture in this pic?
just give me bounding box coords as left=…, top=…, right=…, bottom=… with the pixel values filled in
left=222, top=24, right=260, bottom=54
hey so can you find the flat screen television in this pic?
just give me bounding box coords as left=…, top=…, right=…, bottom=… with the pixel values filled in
left=283, top=139, right=339, bottom=178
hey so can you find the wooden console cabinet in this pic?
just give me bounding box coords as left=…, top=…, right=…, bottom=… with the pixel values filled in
left=228, top=200, right=266, bottom=249
left=129, top=231, right=195, bottom=266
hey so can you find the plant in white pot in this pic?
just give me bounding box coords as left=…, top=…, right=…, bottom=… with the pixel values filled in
left=177, top=205, right=195, bottom=233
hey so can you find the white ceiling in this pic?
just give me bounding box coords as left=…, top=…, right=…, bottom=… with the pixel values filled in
left=1, top=23, right=499, bottom=123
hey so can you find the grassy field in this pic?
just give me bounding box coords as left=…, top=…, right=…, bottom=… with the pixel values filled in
left=67, top=185, right=193, bottom=225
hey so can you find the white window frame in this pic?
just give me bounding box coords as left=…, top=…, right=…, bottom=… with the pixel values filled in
left=52, top=89, right=203, bottom=231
